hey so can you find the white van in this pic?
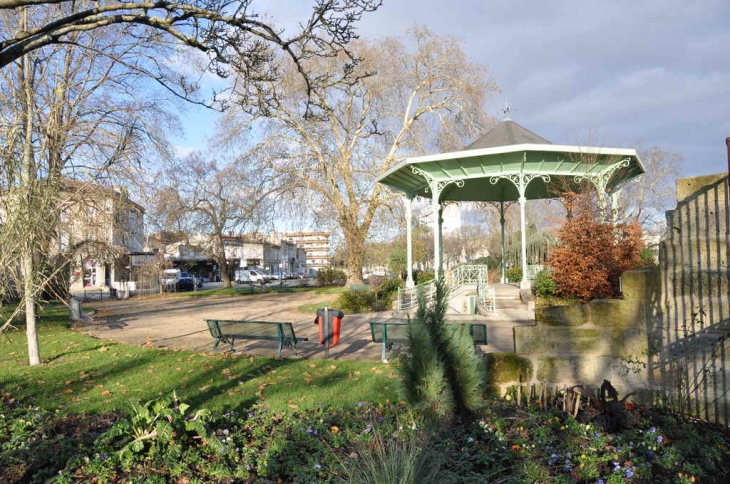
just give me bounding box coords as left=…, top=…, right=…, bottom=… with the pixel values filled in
left=162, top=268, right=181, bottom=285
left=235, top=268, right=270, bottom=284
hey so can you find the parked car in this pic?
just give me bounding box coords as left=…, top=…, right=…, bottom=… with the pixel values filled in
left=176, top=272, right=197, bottom=291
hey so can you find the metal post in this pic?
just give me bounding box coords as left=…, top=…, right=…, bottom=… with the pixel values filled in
left=500, top=200, right=506, bottom=284
left=432, top=196, right=443, bottom=281
left=519, top=194, right=529, bottom=289
left=324, top=306, right=330, bottom=359
left=405, top=195, right=415, bottom=288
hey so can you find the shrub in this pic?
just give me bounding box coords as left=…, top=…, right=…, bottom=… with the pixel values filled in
left=532, top=270, right=557, bottom=298
left=398, top=279, right=484, bottom=421
left=316, top=268, right=347, bottom=286
left=549, top=211, right=644, bottom=301
left=505, top=266, right=522, bottom=283
left=372, top=277, right=402, bottom=302
left=415, top=271, right=434, bottom=285
left=334, top=289, right=376, bottom=313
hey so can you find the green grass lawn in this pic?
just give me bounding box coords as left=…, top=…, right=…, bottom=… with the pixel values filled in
left=0, top=303, right=398, bottom=415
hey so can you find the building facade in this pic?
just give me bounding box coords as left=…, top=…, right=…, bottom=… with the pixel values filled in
left=283, top=231, right=331, bottom=274
left=61, top=183, right=149, bottom=293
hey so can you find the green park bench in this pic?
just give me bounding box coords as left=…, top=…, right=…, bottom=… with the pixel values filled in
left=205, top=319, right=307, bottom=357
left=349, top=284, right=372, bottom=292
left=369, top=321, right=488, bottom=362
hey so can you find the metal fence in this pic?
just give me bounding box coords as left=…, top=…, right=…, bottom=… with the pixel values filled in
left=656, top=175, right=730, bottom=425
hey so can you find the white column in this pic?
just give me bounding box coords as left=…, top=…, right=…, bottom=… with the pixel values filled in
left=433, top=195, right=443, bottom=281
left=500, top=200, right=506, bottom=284
left=404, top=194, right=415, bottom=288
left=519, top=195, right=529, bottom=289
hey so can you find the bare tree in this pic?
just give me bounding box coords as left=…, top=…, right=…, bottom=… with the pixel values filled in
left=223, top=26, right=498, bottom=285
left=618, top=144, right=683, bottom=237
left=1, top=0, right=378, bottom=366
left=0, top=6, right=181, bottom=365
left=0, top=0, right=380, bottom=111
left=145, top=151, right=277, bottom=289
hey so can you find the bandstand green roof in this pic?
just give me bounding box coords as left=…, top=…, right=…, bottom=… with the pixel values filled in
left=377, top=119, right=645, bottom=202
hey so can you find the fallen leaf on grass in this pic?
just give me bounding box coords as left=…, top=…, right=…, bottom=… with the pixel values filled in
left=101, top=390, right=112, bottom=396
left=63, top=389, right=74, bottom=394
left=199, top=385, right=211, bottom=391
left=308, top=364, right=317, bottom=368
left=329, top=365, right=337, bottom=370
left=64, top=380, right=73, bottom=385
left=288, top=404, right=299, bottom=409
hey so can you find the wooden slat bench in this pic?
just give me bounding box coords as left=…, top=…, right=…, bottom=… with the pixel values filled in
left=369, top=321, right=488, bottom=362
left=205, top=319, right=308, bottom=357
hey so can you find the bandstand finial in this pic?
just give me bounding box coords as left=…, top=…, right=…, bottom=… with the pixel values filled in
left=501, top=101, right=514, bottom=120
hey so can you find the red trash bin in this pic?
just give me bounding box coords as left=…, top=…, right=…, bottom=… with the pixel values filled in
left=314, top=308, right=345, bottom=347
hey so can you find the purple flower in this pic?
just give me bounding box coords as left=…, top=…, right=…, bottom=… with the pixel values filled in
left=594, top=433, right=601, bottom=438
left=647, top=451, right=655, bottom=459
left=314, top=464, right=322, bottom=470
left=101, top=453, right=109, bottom=459
left=626, top=469, right=634, bottom=478
left=649, top=426, right=656, bottom=433
left=598, top=480, right=605, bottom=484
left=657, top=435, right=663, bottom=443
left=358, top=402, right=365, bottom=407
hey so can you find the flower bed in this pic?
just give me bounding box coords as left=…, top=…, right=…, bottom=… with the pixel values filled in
left=3, top=393, right=730, bottom=483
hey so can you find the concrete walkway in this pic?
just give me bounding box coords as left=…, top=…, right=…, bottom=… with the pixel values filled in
left=78, top=284, right=534, bottom=361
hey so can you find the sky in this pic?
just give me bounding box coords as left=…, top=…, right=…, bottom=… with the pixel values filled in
left=171, top=0, right=730, bottom=178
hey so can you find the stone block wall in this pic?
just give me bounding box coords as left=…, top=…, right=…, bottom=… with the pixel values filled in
left=487, top=270, right=661, bottom=399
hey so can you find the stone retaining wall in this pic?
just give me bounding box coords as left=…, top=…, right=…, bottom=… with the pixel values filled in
left=486, top=270, right=661, bottom=400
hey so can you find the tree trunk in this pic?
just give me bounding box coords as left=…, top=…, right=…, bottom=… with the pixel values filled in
left=219, top=256, right=232, bottom=289
left=19, top=19, right=41, bottom=366
left=22, top=251, right=41, bottom=366
left=344, top=230, right=365, bottom=286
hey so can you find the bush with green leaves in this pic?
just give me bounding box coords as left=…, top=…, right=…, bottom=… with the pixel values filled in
left=334, top=289, right=377, bottom=313
left=505, top=266, right=522, bottom=283
left=533, top=270, right=557, bottom=298
left=317, top=268, right=347, bottom=286
left=94, top=391, right=223, bottom=468
left=415, top=270, right=434, bottom=285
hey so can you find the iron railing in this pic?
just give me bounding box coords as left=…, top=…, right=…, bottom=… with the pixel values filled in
left=396, top=280, right=436, bottom=311
left=447, top=264, right=490, bottom=286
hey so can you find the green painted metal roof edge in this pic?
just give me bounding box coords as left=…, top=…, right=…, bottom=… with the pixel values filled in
left=378, top=143, right=645, bottom=197
left=379, top=144, right=642, bottom=180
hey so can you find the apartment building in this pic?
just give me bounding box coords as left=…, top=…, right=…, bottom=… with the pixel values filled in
left=59, top=182, right=150, bottom=292
left=283, top=231, right=331, bottom=274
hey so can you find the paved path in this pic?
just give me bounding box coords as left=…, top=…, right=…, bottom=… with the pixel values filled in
left=78, top=286, right=535, bottom=361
